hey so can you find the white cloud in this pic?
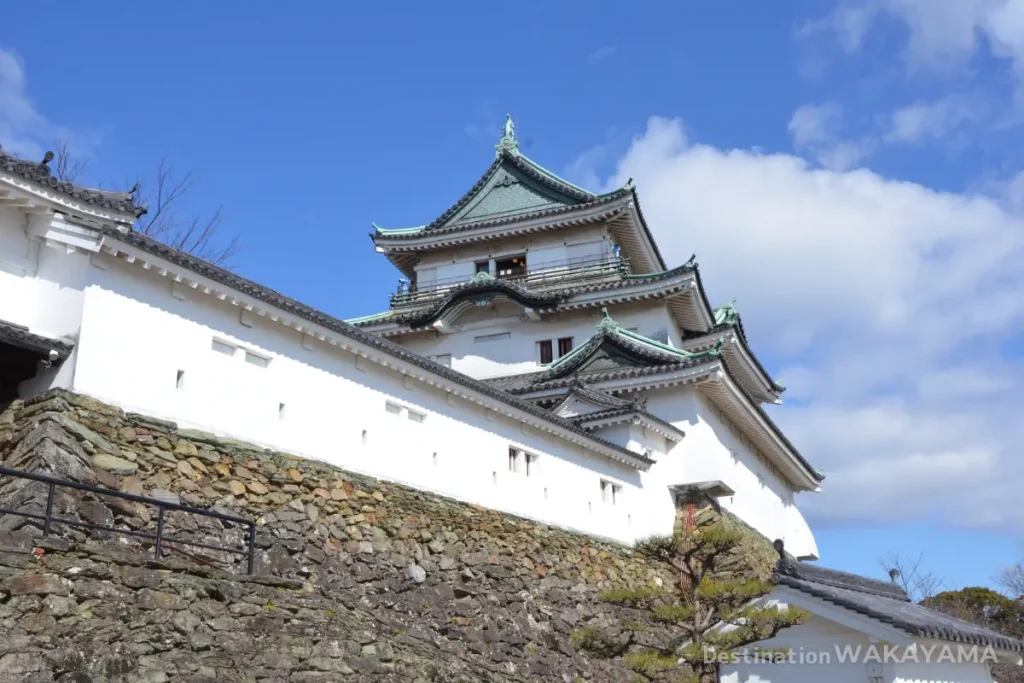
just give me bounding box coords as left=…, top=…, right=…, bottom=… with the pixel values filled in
left=597, top=116, right=1024, bottom=531
left=0, top=47, right=96, bottom=161
left=806, top=0, right=1024, bottom=81
left=789, top=103, right=843, bottom=148
left=788, top=103, right=872, bottom=170
left=885, top=95, right=987, bottom=143
left=588, top=45, right=618, bottom=62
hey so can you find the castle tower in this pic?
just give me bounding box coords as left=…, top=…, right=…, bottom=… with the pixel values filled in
left=351, top=118, right=822, bottom=559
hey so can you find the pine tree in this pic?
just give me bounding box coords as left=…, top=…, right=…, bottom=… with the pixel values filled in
left=572, top=506, right=806, bottom=682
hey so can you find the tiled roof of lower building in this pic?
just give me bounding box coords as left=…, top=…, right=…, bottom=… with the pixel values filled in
left=1, top=147, right=146, bottom=217
left=774, top=552, right=1024, bottom=652
left=0, top=319, right=74, bottom=360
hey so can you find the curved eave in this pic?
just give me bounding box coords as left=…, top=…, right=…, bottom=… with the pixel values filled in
left=617, top=187, right=667, bottom=272
left=0, top=151, right=145, bottom=220
left=402, top=281, right=563, bottom=329
left=699, top=370, right=821, bottom=490
left=418, top=150, right=598, bottom=235
left=0, top=320, right=74, bottom=360
left=355, top=263, right=710, bottom=338
left=575, top=409, right=686, bottom=443
left=504, top=359, right=822, bottom=491
left=680, top=327, right=781, bottom=404
left=372, top=190, right=632, bottom=248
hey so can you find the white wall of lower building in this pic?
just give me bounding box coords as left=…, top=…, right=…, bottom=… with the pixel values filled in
left=723, top=613, right=1000, bottom=683
left=69, top=250, right=646, bottom=543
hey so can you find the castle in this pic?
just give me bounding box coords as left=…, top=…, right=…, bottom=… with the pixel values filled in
left=0, top=121, right=1019, bottom=682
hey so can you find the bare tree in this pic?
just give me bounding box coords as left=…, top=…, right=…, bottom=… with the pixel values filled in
left=53, top=145, right=239, bottom=266
left=878, top=551, right=944, bottom=602
left=130, top=159, right=239, bottom=266
left=996, top=563, right=1024, bottom=599
left=54, top=140, right=88, bottom=184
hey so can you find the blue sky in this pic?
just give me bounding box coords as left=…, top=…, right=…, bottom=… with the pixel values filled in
left=3, top=1, right=1023, bottom=594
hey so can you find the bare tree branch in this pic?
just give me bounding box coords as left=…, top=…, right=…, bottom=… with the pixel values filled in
left=996, top=563, right=1024, bottom=598
left=56, top=146, right=240, bottom=266
left=54, top=140, right=88, bottom=183
left=878, top=551, right=945, bottom=602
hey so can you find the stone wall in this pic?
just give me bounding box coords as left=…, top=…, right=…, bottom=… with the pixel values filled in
left=0, top=390, right=678, bottom=682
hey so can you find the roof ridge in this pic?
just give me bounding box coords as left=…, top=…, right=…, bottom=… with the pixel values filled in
left=0, top=147, right=147, bottom=218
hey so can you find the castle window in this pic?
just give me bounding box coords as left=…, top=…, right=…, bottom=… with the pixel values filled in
left=433, top=354, right=452, bottom=367
left=408, top=409, right=425, bottom=423
left=600, top=479, right=620, bottom=505
left=537, top=340, right=553, bottom=364
left=385, top=401, right=402, bottom=416
left=557, top=337, right=573, bottom=357
left=495, top=254, right=526, bottom=278
left=508, top=448, right=536, bottom=476
left=475, top=260, right=490, bottom=274
left=175, top=370, right=185, bottom=390
left=211, top=339, right=236, bottom=356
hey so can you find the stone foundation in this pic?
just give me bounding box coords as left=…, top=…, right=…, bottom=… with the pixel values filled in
left=0, top=390, right=678, bottom=682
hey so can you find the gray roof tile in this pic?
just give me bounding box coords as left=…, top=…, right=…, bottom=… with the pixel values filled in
left=774, top=555, right=1024, bottom=652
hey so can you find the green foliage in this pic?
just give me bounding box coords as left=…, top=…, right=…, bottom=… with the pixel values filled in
left=923, top=587, right=1024, bottom=640
left=623, top=651, right=678, bottom=677
left=581, top=510, right=806, bottom=682
left=635, top=535, right=677, bottom=560
left=570, top=626, right=607, bottom=652
left=599, top=585, right=666, bottom=606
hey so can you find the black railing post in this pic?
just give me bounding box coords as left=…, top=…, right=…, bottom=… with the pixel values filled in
left=154, top=504, right=165, bottom=560
left=247, top=523, right=256, bottom=575
left=0, top=465, right=254, bottom=568
left=43, top=481, right=55, bottom=536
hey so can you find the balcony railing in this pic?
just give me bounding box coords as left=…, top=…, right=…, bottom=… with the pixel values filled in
left=390, top=254, right=628, bottom=310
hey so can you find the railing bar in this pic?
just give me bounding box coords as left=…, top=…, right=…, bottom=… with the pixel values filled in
left=247, top=523, right=256, bottom=575
left=40, top=517, right=246, bottom=555
left=0, top=466, right=251, bottom=525
left=0, top=507, right=48, bottom=522
left=43, top=482, right=55, bottom=536
left=39, top=520, right=249, bottom=557
left=154, top=505, right=165, bottom=560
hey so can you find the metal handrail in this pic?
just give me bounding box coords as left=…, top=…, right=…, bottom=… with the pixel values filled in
left=390, top=255, right=628, bottom=309
left=0, top=465, right=257, bottom=574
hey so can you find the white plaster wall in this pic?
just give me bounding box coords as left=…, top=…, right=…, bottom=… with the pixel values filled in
left=635, top=389, right=817, bottom=557
left=398, top=300, right=682, bottom=379
left=724, top=610, right=1001, bottom=683
left=414, top=225, right=612, bottom=272
left=588, top=422, right=668, bottom=459
left=893, top=661, right=996, bottom=683
left=0, top=206, right=91, bottom=341
left=0, top=206, right=37, bottom=328
left=722, top=614, right=878, bottom=683
left=70, top=252, right=646, bottom=544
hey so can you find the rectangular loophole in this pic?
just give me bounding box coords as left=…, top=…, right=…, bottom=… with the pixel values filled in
left=211, top=338, right=236, bottom=356
left=175, top=370, right=185, bottom=390
left=244, top=351, right=270, bottom=368
left=278, top=403, right=286, bottom=420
